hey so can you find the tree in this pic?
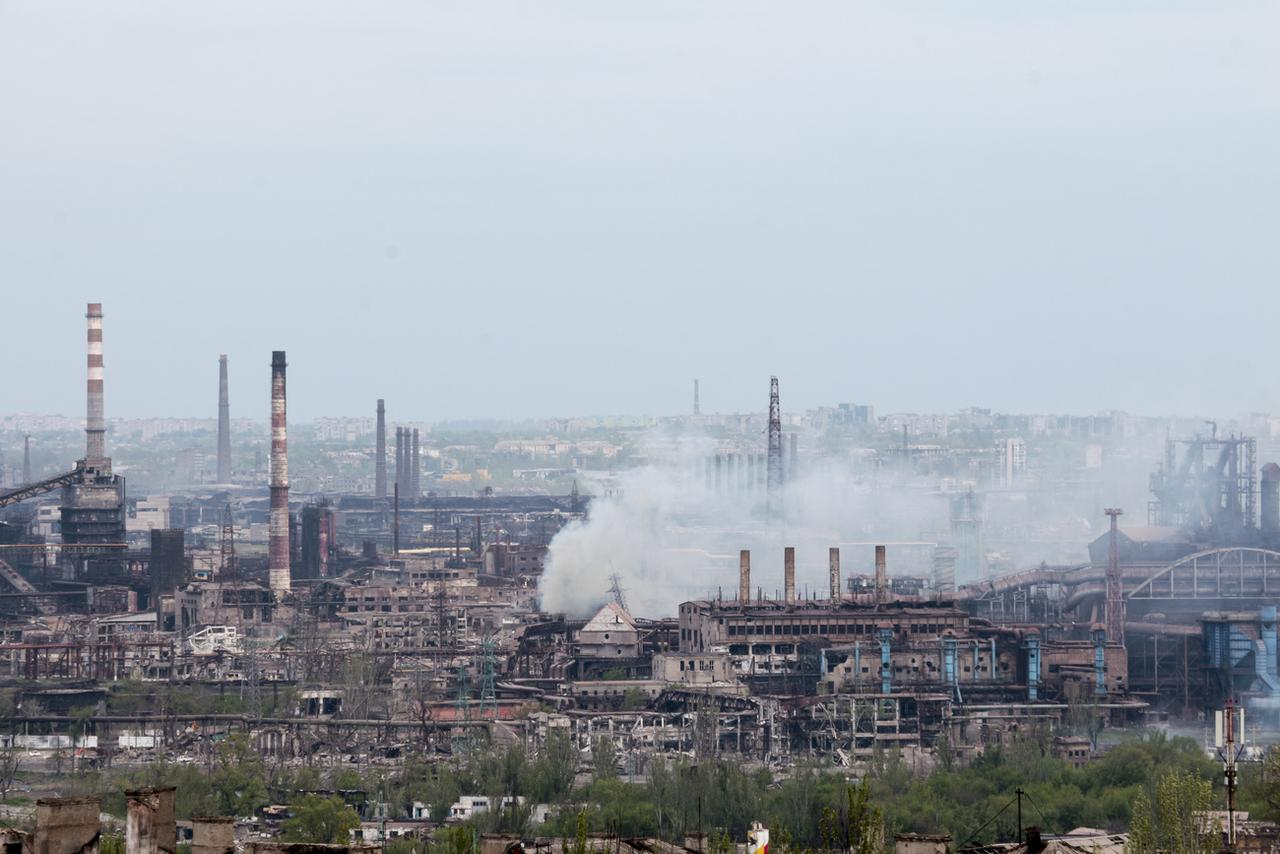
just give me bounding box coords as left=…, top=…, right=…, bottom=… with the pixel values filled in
left=281, top=794, right=361, bottom=844
left=68, top=706, right=95, bottom=774
left=210, top=733, right=269, bottom=818
left=1127, top=786, right=1153, bottom=854
left=0, top=744, right=21, bottom=801
left=591, top=736, right=618, bottom=782
left=529, top=730, right=577, bottom=803
left=1126, top=769, right=1217, bottom=854
left=434, top=826, right=474, bottom=854
left=846, top=778, right=884, bottom=854
left=1249, top=746, right=1280, bottom=823
left=935, top=732, right=956, bottom=773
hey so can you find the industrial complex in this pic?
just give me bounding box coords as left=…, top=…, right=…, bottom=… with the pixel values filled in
left=0, top=304, right=1277, bottom=852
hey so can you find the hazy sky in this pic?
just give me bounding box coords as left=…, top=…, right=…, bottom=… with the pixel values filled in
left=2, top=2, right=1277, bottom=421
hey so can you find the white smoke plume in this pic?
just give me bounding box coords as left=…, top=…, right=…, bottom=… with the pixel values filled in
left=538, top=424, right=1146, bottom=619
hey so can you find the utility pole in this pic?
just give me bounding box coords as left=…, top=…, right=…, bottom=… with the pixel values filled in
left=1215, top=698, right=1244, bottom=853
left=1016, top=787, right=1024, bottom=843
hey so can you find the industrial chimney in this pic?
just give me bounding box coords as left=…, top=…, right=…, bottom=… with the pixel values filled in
left=395, top=427, right=405, bottom=497
left=874, top=545, right=887, bottom=605
left=1262, top=463, right=1280, bottom=538
left=411, top=428, right=420, bottom=500
left=22, top=435, right=30, bottom=485
left=268, top=351, right=290, bottom=594
left=784, top=546, right=796, bottom=603
left=739, top=550, right=751, bottom=603
left=216, top=355, right=231, bottom=483
left=829, top=547, right=841, bottom=602
left=85, top=303, right=107, bottom=470
left=375, top=400, right=387, bottom=498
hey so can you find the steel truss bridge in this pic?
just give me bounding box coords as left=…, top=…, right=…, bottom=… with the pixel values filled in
left=958, top=546, right=1280, bottom=624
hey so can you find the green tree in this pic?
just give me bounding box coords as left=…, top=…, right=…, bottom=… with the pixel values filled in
left=434, top=826, right=474, bottom=854
left=846, top=778, right=884, bottom=854
left=0, top=744, right=22, bottom=801
left=210, top=733, right=269, bottom=818
left=1127, top=769, right=1217, bottom=854
left=591, top=737, right=618, bottom=782
left=1127, top=786, right=1153, bottom=854
left=529, top=730, right=577, bottom=803
left=281, top=794, right=362, bottom=844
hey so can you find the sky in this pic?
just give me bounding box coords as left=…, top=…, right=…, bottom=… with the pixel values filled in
left=2, top=2, right=1278, bottom=422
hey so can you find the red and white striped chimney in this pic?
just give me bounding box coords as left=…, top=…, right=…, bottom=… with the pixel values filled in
left=269, top=350, right=290, bottom=593
left=85, top=303, right=107, bottom=469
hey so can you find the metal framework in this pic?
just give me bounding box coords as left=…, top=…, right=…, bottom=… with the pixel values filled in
left=0, top=467, right=81, bottom=509
left=219, top=503, right=237, bottom=580
left=1149, top=435, right=1257, bottom=534
left=1105, top=508, right=1124, bottom=644
left=1128, top=547, right=1280, bottom=600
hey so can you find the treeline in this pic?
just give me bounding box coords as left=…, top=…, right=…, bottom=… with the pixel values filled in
left=52, top=728, right=1280, bottom=850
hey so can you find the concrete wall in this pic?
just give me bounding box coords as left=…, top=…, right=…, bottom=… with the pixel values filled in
left=190, top=818, right=234, bottom=854
left=31, top=796, right=101, bottom=854
left=126, top=787, right=176, bottom=854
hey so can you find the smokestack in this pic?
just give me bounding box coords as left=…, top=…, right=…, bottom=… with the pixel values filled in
left=393, top=484, right=400, bottom=555
left=829, top=547, right=841, bottom=601
left=399, top=427, right=407, bottom=496
left=693, top=379, right=700, bottom=416
left=874, top=545, right=887, bottom=604
left=268, top=351, right=290, bottom=594
left=1105, top=508, right=1124, bottom=646
left=216, top=355, right=231, bottom=483
left=394, top=427, right=404, bottom=496
left=739, top=550, right=751, bottom=603
left=767, top=377, right=782, bottom=516
left=318, top=506, right=331, bottom=578
left=1262, top=463, right=1280, bottom=537
left=411, top=428, right=420, bottom=500
left=22, top=435, right=30, bottom=485
left=788, top=433, right=798, bottom=480
left=375, top=400, right=387, bottom=498
left=85, top=303, right=107, bottom=468
left=784, top=546, right=795, bottom=603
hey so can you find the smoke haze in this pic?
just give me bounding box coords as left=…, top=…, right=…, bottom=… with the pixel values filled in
left=540, top=427, right=1147, bottom=618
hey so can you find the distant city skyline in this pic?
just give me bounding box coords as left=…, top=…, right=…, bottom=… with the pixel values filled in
left=3, top=3, right=1277, bottom=420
